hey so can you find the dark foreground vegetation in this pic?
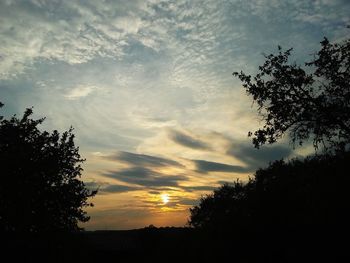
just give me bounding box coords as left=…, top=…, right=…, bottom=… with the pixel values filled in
left=190, top=152, right=350, bottom=229
left=2, top=222, right=348, bottom=262
left=187, top=151, right=350, bottom=262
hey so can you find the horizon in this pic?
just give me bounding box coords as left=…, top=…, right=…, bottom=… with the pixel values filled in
left=1, top=0, right=349, bottom=230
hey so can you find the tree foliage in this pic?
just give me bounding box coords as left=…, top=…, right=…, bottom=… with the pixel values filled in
left=189, top=152, right=350, bottom=230
left=0, top=104, right=97, bottom=232
left=189, top=181, right=251, bottom=229
left=233, top=37, right=350, bottom=150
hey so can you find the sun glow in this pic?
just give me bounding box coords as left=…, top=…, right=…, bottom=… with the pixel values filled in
left=161, top=194, right=169, bottom=205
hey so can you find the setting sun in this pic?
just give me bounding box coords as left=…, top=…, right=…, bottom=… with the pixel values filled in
left=161, top=194, right=169, bottom=205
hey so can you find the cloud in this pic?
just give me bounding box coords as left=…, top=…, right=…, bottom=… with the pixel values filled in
left=0, top=1, right=138, bottom=79
left=103, top=184, right=140, bottom=193
left=64, top=85, right=98, bottom=100
left=114, top=15, right=143, bottom=34
left=105, top=151, right=182, bottom=168
left=1, top=0, right=348, bottom=82
left=193, top=159, right=248, bottom=173
left=178, top=197, right=199, bottom=206
left=168, top=130, right=210, bottom=150
left=227, top=144, right=293, bottom=170
left=148, top=190, right=161, bottom=195
left=85, top=181, right=139, bottom=193
left=111, top=167, right=153, bottom=179
left=103, top=167, right=187, bottom=188
left=182, top=185, right=217, bottom=192
left=84, top=181, right=101, bottom=190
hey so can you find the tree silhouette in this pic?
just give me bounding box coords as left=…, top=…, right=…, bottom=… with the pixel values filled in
left=189, top=152, right=350, bottom=230
left=0, top=103, right=97, bottom=232
left=233, top=37, right=350, bottom=150
left=189, top=181, right=253, bottom=230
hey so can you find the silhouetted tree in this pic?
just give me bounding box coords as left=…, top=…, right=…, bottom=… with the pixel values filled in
left=233, top=37, right=350, bottom=150
left=189, top=152, right=350, bottom=230
left=189, top=181, right=253, bottom=230
left=0, top=103, right=97, bottom=232
left=189, top=153, right=350, bottom=262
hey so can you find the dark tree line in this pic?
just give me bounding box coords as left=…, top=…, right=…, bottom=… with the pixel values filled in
left=189, top=152, right=350, bottom=230
left=0, top=103, right=96, bottom=232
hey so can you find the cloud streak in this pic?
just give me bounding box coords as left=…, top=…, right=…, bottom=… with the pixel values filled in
left=64, top=85, right=98, bottom=100
left=85, top=181, right=140, bottom=194
left=105, top=151, right=182, bottom=168
left=227, top=144, right=293, bottom=169
left=193, top=159, right=248, bottom=173
left=103, top=167, right=187, bottom=188
left=168, top=130, right=210, bottom=150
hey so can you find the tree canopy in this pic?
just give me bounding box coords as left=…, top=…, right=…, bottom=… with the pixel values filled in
left=233, top=37, right=350, bottom=150
left=189, top=152, right=350, bottom=230
left=0, top=103, right=97, bottom=232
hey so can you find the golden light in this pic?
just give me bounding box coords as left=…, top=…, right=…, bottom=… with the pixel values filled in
left=161, top=193, right=169, bottom=205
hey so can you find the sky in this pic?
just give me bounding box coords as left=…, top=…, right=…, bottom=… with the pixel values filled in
left=0, top=0, right=349, bottom=230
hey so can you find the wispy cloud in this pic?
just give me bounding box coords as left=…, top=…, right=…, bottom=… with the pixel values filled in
left=64, top=85, right=98, bottom=100
left=193, top=159, right=248, bottom=173
left=85, top=181, right=140, bottom=194
left=182, top=185, right=217, bottom=192
left=103, top=168, right=187, bottom=188
left=168, top=129, right=210, bottom=150
left=105, top=151, right=183, bottom=168
left=226, top=143, right=293, bottom=169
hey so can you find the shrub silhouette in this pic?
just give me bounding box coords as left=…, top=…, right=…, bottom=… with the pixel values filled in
left=233, top=36, right=350, bottom=150
left=0, top=103, right=97, bottom=232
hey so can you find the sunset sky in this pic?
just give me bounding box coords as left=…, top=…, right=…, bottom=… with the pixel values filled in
left=1, top=0, right=349, bottom=230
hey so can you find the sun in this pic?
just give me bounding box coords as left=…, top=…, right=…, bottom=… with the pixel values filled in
left=161, top=193, right=169, bottom=205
